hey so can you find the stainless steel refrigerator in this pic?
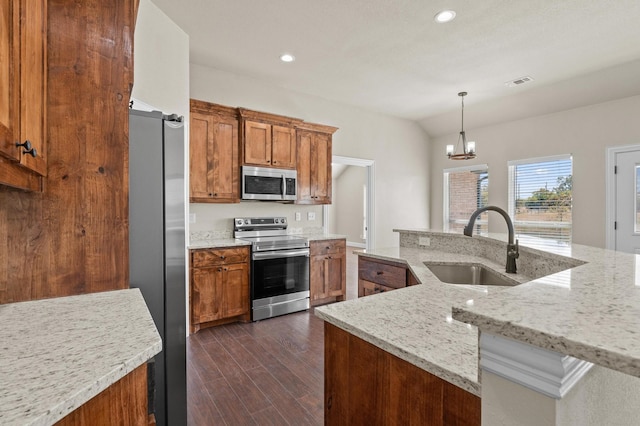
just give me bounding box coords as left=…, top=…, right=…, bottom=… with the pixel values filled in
left=129, top=109, right=187, bottom=426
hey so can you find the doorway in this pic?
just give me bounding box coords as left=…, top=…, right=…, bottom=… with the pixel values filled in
left=323, top=155, right=375, bottom=251
left=606, top=144, right=640, bottom=253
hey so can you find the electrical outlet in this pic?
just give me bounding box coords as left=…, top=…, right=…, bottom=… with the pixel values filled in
left=295, top=212, right=301, bottom=221
left=308, top=212, right=316, bottom=221
left=418, top=236, right=430, bottom=247
left=189, top=213, right=196, bottom=224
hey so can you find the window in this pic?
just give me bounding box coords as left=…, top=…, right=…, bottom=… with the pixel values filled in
left=444, top=165, right=489, bottom=235
left=508, top=155, right=572, bottom=248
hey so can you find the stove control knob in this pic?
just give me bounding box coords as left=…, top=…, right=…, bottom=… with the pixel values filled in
left=281, top=218, right=286, bottom=223
left=246, top=219, right=251, bottom=225
left=236, top=219, right=243, bottom=226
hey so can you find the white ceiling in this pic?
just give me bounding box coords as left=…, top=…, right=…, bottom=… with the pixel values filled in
left=150, top=0, right=640, bottom=137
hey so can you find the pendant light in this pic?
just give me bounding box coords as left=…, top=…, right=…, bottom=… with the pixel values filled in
left=446, top=91, right=476, bottom=160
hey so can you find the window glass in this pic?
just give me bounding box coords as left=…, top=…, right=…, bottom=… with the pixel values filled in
left=508, top=155, right=572, bottom=248
left=444, top=165, right=489, bottom=235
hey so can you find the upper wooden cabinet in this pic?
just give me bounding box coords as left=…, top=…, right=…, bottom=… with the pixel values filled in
left=296, top=122, right=338, bottom=205
left=238, top=108, right=302, bottom=169
left=189, top=100, right=240, bottom=203
left=0, top=0, right=47, bottom=191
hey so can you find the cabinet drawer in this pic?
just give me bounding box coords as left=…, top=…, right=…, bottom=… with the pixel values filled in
left=310, top=239, right=345, bottom=256
left=191, top=247, right=249, bottom=268
left=358, top=258, right=406, bottom=289
left=359, top=279, right=395, bottom=297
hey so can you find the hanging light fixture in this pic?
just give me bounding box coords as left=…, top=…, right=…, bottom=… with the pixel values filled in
left=446, top=91, right=477, bottom=160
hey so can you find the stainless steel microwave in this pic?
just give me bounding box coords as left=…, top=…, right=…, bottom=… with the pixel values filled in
left=241, top=166, right=297, bottom=201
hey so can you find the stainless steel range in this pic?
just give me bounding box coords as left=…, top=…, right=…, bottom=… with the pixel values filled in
left=234, top=217, right=310, bottom=321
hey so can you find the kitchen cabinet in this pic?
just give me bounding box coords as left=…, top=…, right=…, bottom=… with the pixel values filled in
left=239, top=108, right=302, bottom=169
left=189, top=100, right=240, bottom=203
left=324, top=323, right=480, bottom=425
left=310, top=239, right=346, bottom=305
left=358, top=256, right=419, bottom=297
left=190, top=246, right=250, bottom=333
left=0, top=0, right=47, bottom=191
left=296, top=122, right=338, bottom=205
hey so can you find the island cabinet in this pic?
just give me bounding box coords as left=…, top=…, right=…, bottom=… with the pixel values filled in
left=358, top=256, right=419, bottom=297
left=296, top=122, right=338, bottom=205
left=0, top=0, right=47, bottom=192
left=325, top=323, right=480, bottom=425
left=310, top=239, right=346, bottom=305
left=189, top=99, right=240, bottom=203
left=190, top=246, right=251, bottom=333
left=238, top=108, right=303, bottom=169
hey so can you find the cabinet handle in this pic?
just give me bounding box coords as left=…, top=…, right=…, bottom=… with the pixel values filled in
left=217, top=267, right=222, bottom=272
left=273, top=160, right=277, bottom=164
left=376, top=271, right=383, bottom=275
left=15, top=140, right=37, bottom=157
left=220, top=255, right=225, bottom=260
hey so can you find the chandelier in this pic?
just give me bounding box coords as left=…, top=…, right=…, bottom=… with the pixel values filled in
left=446, top=91, right=476, bottom=160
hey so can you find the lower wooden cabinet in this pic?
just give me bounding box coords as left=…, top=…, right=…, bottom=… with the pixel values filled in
left=324, top=323, right=480, bottom=425
left=190, top=246, right=250, bottom=333
left=358, top=256, right=419, bottom=297
left=310, top=239, right=346, bottom=306
left=55, top=363, right=148, bottom=425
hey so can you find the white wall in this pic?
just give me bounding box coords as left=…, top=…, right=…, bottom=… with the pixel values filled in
left=429, top=95, right=640, bottom=248
left=330, top=166, right=367, bottom=244
left=132, top=0, right=189, bottom=118
left=190, top=64, right=430, bottom=248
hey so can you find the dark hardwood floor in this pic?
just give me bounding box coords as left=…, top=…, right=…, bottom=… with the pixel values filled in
left=187, top=245, right=360, bottom=425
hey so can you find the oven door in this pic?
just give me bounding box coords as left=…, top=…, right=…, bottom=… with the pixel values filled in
left=251, top=249, right=310, bottom=300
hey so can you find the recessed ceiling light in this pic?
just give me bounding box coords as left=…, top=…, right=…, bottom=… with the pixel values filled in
left=434, top=10, right=456, bottom=23
left=280, top=53, right=295, bottom=63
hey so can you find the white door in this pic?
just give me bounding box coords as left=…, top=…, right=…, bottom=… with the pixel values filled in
left=614, top=150, right=640, bottom=253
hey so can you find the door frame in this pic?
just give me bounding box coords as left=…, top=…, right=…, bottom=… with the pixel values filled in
left=605, top=144, right=640, bottom=250
left=323, top=155, right=376, bottom=250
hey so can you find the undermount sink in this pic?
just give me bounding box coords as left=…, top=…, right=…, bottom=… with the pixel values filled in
left=424, top=262, right=518, bottom=286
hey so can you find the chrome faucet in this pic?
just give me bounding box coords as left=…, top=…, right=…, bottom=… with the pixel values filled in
left=463, top=206, right=519, bottom=274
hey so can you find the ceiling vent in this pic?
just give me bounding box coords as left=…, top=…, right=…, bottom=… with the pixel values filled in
left=505, top=76, right=534, bottom=87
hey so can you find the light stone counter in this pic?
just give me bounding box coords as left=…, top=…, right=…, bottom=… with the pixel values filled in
left=189, top=238, right=251, bottom=250
left=0, top=288, right=162, bottom=426
left=317, top=229, right=640, bottom=399
left=315, top=244, right=533, bottom=396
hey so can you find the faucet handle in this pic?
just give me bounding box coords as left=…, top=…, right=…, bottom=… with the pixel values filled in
left=509, top=239, right=520, bottom=258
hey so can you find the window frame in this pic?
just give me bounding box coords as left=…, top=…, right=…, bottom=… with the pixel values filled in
left=443, top=163, right=489, bottom=234
left=507, top=154, right=573, bottom=247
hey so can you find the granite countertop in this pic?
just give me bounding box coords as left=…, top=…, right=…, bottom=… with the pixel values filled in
left=315, top=245, right=530, bottom=396
left=0, top=289, right=162, bottom=425
left=316, top=229, right=640, bottom=397
left=189, top=232, right=346, bottom=249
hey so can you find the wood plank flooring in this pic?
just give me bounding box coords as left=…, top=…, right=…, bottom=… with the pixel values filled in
left=187, top=245, right=360, bottom=425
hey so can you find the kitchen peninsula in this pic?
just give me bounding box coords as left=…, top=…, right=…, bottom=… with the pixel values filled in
left=0, top=289, right=162, bottom=425
left=315, top=229, right=640, bottom=425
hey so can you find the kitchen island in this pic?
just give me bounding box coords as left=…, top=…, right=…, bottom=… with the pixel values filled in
left=0, top=288, right=162, bottom=425
left=315, top=229, right=640, bottom=424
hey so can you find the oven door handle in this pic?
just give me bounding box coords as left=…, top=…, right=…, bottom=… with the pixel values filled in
left=252, top=249, right=310, bottom=260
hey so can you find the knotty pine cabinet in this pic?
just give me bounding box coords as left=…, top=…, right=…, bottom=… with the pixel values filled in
left=189, top=100, right=240, bottom=203
left=358, top=256, right=419, bottom=297
left=238, top=108, right=302, bottom=169
left=324, top=323, right=480, bottom=425
left=0, top=0, right=47, bottom=191
left=296, top=122, right=337, bottom=205
left=190, top=246, right=250, bottom=333
left=310, top=239, right=346, bottom=305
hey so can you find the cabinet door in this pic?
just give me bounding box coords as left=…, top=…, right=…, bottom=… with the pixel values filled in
left=190, top=111, right=239, bottom=202
left=325, top=254, right=346, bottom=298
left=310, top=254, right=327, bottom=300
left=296, top=130, right=313, bottom=202
left=191, top=267, right=223, bottom=323
left=244, top=120, right=271, bottom=166
left=311, top=132, right=331, bottom=203
left=222, top=262, right=249, bottom=318
left=18, top=0, right=46, bottom=176
left=271, top=125, right=296, bottom=168
left=189, top=112, right=212, bottom=199
left=0, top=0, right=19, bottom=161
